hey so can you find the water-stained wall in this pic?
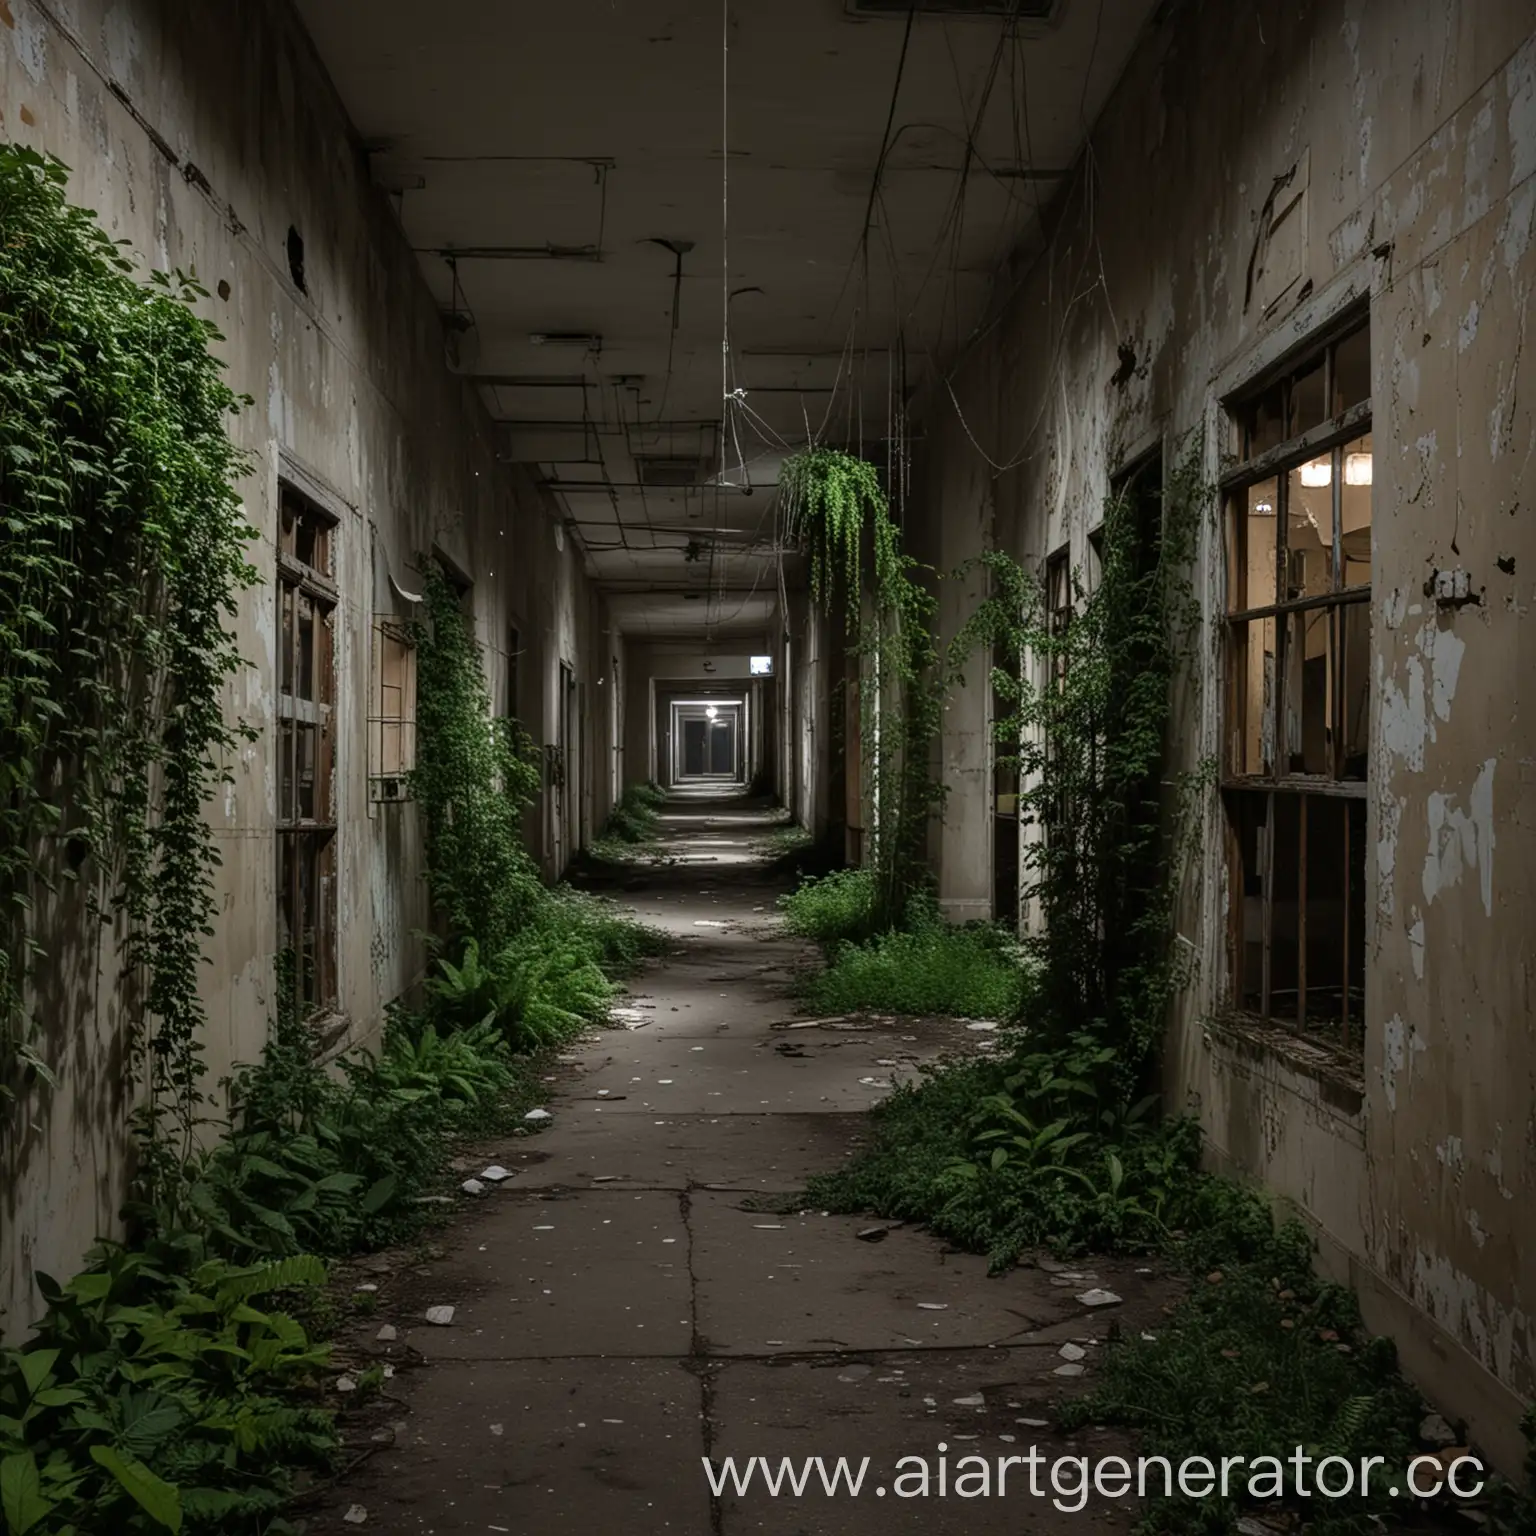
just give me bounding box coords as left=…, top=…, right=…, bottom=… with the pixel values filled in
left=0, top=0, right=615, bottom=1339
left=911, top=0, right=1535, bottom=1468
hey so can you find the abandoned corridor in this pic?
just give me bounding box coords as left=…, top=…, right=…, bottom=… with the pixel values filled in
left=308, top=797, right=1172, bottom=1534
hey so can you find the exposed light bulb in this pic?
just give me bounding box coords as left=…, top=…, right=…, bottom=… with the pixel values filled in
left=1344, top=452, right=1372, bottom=486
left=1298, top=458, right=1332, bottom=487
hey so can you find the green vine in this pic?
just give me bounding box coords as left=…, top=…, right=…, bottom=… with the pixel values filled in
left=779, top=448, right=942, bottom=930
left=950, top=439, right=1211, bottom=1077
left=407, top=564, right=544, bottom=959
left=0, top=145, right=255, bottom=1145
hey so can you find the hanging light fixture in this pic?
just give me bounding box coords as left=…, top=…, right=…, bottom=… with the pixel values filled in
left=1298, top=457, right=1332, bottom=487
left=1344, top=452, right=1373, bottom=485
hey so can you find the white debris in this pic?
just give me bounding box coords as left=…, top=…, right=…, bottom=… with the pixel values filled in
left=354, top=1282, right=379, bottom=1293
left=1058, top=1343, right=1086, bottom=1362
left=335, top=1375, right=358, bottom=1393
left=489, top=1423, right=504, bottom=1437
left=343, top=1506, right=368, bottom=1524
left=425, top=1305, right=455, bottom=1326
left=1076, top=1288, right=1122, bottom=1308
left=1420, top=1412, right=1458, bottom=1448
left=481, top=1166, right=512, bottom=1182
left=953, top=1393, right=985, bottom=1407
left=917, top=1302, right=949, bottom=1311
left=965, top=1020, right=1000, bottom=1032
left=753, top=1223, right=783, bottom=1230
left=460, top=1178, right=487, bottom=1197
left=858, top=1076, right=894, bottom=1088
left=524, top=1108, right=552, bottom=1123
left=1053, top=1363, right=1086, bottom=1377
left=694, top=920, right=727, bottom=927
left=1016, top=1417, right=1050, bottom=1428
left=375, top=1324, right=397, bottom=1343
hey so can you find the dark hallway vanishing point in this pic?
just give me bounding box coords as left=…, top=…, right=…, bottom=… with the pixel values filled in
left=1, top=0, right=1534, bottom=1532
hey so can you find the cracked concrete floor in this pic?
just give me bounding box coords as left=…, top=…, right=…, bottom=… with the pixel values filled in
left=310, top=796, right=1177, bottom=1534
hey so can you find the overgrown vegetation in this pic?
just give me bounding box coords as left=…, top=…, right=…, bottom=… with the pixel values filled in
left=1056, top=1185, right=1425, bottom=1536
left=600, top=781, right=667, bottom=846
left=0, top=145, right=256, bottom=1129
left=780, top=450, right=942, bottom=932
left=0, top=1251, right=337, bottom=1535
left=408, top=564, right=666, bottom=1047
left=0, top=152, right=664, bottom=1534
left=784, top=442, right=1513, bottom=1530
left=801, top=443, right=1209, bottom=1259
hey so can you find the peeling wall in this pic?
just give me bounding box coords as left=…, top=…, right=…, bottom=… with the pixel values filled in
left=910, top=0, right=1536, bottom=1467
left=0, top=0, right=614, bottom=1339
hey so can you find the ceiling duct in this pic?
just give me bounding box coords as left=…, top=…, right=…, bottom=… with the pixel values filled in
left=635, top=456, right=713, bottom=488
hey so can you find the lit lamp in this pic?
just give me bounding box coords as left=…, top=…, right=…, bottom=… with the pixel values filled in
left=1344, top=452, right=1372, bottom=485
left=706, top=705, right=718, bottom=720
left=1298, top=458, right=1331, bottom=487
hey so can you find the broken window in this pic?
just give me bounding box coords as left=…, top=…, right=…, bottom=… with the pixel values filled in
left=368, top=618, right=416, bottom=798
left=1222, top=318, right=1371, bottom=1048
left=277, top=484, right=338, bottom=1015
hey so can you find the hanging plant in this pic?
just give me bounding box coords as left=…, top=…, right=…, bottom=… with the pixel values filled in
left=0, top=144, right=255, bottom=1146
left=779, top=447, right=942, bottom=929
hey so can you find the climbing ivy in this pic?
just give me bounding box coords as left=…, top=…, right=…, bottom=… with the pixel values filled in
left=778, top=448, right=943, bottom=931
left=949, top=440, right=1212, bottom=1080
left=0, top=145, right=255, bottom=1142
left=407, top=564, right=545, bottom=959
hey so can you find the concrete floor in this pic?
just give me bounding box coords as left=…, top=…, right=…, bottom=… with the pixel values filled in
left=310, top=797, right=1177, bottom=1534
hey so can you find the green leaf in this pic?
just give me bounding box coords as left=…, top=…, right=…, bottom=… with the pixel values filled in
left=1, top=1451, right=55, bottom=1535
left=89, top=1444, right=183, bottom=1531
left=16, top=1349, right=59, bottom=1401
left=360, top=1174, right=398, bottom=1215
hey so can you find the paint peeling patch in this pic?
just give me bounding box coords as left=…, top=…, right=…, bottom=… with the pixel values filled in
left=1498, top=178, right=1536, bottom=280
left=1375, top=793, right=1404, bottom=924
left=1407, top=908, right=1425, bottom=980
left=1410, top=1246, right=1528, bottom=1384
left=1467, top=1210, right=1488, bottom=1250
left=1462, top=97, right=1496, bottom=230
left=1421, top=758, right=1496, bottom=916
left=1457, top=300, right=1480, bottom=353
left=1435, top=1134, right=1463, bottom=1170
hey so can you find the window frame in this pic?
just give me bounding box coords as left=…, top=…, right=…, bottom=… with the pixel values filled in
left=1220, top=317, right=1372, bottom=1049
left=276, top=483, right=340, bottom=1017
left=368, top=616, right=417, bottom=799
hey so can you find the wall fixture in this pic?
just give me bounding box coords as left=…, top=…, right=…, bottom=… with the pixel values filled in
left=749, top=654, right=773, bottom=675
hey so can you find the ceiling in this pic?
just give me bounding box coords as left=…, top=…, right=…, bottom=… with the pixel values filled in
left=296, top=0, right=1159, bottom=637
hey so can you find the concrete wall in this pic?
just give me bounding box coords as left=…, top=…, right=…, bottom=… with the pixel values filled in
left=909, top=0, right=1535, bottom=1470
left=0, top=0, right=614, bottom=1339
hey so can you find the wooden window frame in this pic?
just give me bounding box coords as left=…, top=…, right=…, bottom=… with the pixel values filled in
left=277, top=483, right=339, bottom=1017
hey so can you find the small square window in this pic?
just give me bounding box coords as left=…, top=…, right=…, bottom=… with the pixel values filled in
left=750, top=655, right=773, bottom=675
